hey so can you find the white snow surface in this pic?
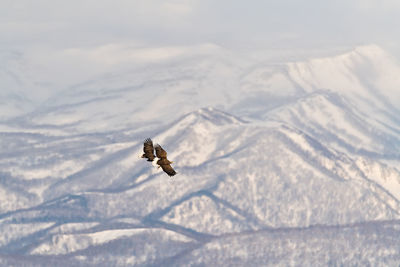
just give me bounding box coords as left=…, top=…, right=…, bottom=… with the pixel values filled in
left=0, top=44, right=400, bottom=266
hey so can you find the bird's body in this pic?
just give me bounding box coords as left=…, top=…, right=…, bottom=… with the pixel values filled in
left=156, top=158, right=173, bottom=166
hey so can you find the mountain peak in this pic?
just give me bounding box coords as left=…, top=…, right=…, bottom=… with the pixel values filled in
left=194, top=107, right=245, bottom=125
left=352, top=44, right=387, bottom=57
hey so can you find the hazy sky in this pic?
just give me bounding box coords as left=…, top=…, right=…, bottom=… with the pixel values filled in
left=1, top=0, right=400, bottom=50
left=1, top=0, right=400, bottom=104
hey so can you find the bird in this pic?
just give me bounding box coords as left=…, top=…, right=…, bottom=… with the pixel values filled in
left=154, top=144, right=177, bottom=177
left=141, top=138, right=155, bottom=162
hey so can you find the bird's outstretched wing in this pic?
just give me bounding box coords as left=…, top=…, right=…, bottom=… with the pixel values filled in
left=155, top=144, right=167, bottom=159
left=142, top=138, right=155, bottom=161
left=160, top=164, right=177, bottom=177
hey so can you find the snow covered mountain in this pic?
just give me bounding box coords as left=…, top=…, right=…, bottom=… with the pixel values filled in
left=0, top=44, right=399, bottom=266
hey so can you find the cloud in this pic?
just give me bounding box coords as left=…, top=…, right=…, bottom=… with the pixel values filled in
left=0, top=0, right=202, bottom=48
left=61, top=42, right=220, bottom=65
left=15, top=42, right=221, bottom=100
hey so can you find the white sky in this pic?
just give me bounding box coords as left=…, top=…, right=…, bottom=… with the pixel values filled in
left=1, top=0, right=399, bottom=50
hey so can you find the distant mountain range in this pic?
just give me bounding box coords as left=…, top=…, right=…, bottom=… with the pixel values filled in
left=0, top=44, right=399, bottom=266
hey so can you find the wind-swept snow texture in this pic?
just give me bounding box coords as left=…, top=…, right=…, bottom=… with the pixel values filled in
left=0, top=45, right=400, bottom=266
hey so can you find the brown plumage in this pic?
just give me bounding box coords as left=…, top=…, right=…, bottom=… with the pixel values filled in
left=141, top=138, right=155, bottom=162
left=155, top=144, right=176, bottom=176
left=158, top=164, right=177, bottom=177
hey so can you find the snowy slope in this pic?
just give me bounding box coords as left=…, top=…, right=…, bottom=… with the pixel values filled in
left=0, top=51, right=36, bottom=120
left=0, top=44, right=399, bottom=265
left=173, top=220, right=400, bottom=266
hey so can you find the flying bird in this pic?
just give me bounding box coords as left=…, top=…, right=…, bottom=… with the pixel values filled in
left=141, top=138, right=155, bottom=162
left=155, top=144, right=177, bottom=177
